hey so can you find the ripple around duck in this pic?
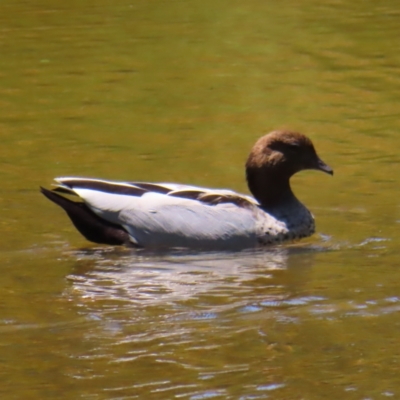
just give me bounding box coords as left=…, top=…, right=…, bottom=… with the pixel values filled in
left=63, top=240, right=397, bottom=321
left=52, top=238, right=399, bottom=399
left=1, top=235, right=394, bottom=339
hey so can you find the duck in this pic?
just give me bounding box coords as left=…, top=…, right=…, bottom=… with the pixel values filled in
left=40, top=130, right=333, bottom=249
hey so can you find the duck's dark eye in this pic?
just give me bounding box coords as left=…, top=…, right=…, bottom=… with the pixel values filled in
left=269, top=141, right=302, bottom=154
left=286, top=142, right=300, bottom=150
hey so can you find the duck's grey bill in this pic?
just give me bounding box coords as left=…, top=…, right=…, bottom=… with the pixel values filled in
left=317, top=158, right=334, bottom=175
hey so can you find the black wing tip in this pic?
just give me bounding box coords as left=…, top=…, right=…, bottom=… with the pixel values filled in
left=40, top=186, right=55, bottom=198
left=40, top=186, right=78, bottom=207
left=40, top=185, right=130, bottom=246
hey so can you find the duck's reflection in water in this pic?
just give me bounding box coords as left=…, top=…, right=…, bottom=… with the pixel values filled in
left=65, top=245, right=322, bottom=312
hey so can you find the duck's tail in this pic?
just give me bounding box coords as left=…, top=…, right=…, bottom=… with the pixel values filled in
left=40, top=187, right=130, bottom=245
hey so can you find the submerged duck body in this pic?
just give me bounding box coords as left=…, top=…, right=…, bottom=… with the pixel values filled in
left=41, top=131, right=333, bottom=249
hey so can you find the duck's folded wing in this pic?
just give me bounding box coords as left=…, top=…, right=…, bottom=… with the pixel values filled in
left=53, top=177, right=259, bottom=247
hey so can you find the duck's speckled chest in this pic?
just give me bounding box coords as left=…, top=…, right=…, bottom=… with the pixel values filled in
left=254, top=200, right=315, bottom=245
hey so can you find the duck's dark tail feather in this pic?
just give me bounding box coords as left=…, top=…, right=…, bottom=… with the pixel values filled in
left=40, top=187, right=130, bottom=245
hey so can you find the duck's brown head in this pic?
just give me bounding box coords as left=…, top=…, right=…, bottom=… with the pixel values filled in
left=246, top=130, right=333, bottom=207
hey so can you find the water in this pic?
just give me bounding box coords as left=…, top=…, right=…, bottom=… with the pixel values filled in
left=1, top=0, right=400, bottom=398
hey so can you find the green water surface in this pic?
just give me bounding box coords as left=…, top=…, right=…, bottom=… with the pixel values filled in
left=0, top=0, right=400, bottom=399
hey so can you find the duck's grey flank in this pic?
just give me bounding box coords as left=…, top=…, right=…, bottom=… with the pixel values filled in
left=40, top=130, right=333, bottom=249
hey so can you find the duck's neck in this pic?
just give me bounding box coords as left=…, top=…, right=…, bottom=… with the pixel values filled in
left=246, top=168, right=297, bottom=209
